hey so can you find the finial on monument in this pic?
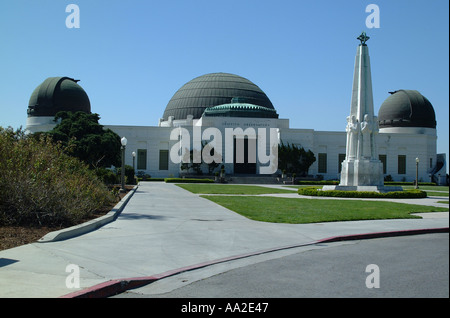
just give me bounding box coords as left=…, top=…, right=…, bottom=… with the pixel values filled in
left=357, top=31, right=370, bottom=45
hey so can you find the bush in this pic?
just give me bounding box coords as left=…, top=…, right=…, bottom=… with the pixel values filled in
left=117, top=165, right=137, bottom=185
left=0, top=127, right=116, bottom=227
left=297, top=187, right=427, bottom=198
left=384, top=181, right=436, bottom=186
left=164, top=178, right=215, bottom=183
left=296, top=180, right=339, bottom=185
left=140, top=178, right=165, bottom=182
left=95, top=167, right=119, bottom=185
left=136, top=171, right=151, bottom=181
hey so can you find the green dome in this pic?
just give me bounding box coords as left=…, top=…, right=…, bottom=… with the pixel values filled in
left=204, top=102, right=278, bottom=118
left=27, top=77, right=91, bottom=117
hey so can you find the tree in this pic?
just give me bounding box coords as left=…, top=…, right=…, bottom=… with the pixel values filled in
left=278, top=142, right=316, bottom=176
left=47, top=111, right=121, bottom=168
left=180, top=142, right=221, bottom=175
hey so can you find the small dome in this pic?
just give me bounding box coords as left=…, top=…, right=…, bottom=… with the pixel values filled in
left=378, top=90, right=436, bottom=129
left=27, top=77, right=91, bottom=117
left=163, top=73, right=275, bottom=120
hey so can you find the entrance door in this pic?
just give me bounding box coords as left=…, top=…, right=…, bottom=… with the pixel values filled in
left=233, top=137, right=256, bottom=174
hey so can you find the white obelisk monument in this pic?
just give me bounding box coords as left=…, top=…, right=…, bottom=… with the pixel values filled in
left=325, top=32, right=391, bottom=192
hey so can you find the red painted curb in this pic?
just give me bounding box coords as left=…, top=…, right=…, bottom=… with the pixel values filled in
left=60, top=227, right=449, bottom=298
left=60, top=277, right=158, bottom=298
left=317, top=227, right=449, bottom=243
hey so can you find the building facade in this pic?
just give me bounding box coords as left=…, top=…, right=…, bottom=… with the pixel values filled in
left=25, top=73, right=447, bottom=184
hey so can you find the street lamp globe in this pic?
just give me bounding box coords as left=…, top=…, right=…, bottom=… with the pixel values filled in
left=121, top=137, right=128, bottom=147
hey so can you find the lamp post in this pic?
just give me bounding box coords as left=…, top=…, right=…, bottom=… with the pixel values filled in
left=120, top=137, right=127, bottom=193
left=415, top=157, right=419, bottom=189
left=132, top=151, right=136, bottom=173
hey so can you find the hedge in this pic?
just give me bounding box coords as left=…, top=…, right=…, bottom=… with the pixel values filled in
left=384, top=181, right=437, bottom=186
left=296, top=180, right=339, bottom=185
left=297, top=187, right=427, bottom=198
left=164, top=178, right=215, bottom=183
left=296, top=181, right=437, bottom=186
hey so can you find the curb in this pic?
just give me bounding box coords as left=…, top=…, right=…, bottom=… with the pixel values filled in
left=37, top=185, right=138, bottom=243
left=317, top=227, right=449, bottom=243
left=60, top=226, right=449, bottom=298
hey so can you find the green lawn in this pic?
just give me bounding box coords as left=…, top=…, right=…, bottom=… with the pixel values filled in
left=201, top=195, right=449, bottom=224
left=400, top=186, right=449, bottom=197
left=425, top=192, right=449, bottom=197
left=401, top=186, right=449, bottom=191
left=176, top=184, right=297, bottom=195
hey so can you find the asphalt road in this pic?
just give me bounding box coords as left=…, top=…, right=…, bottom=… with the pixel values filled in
left=117, top=233, right=449, bottom=299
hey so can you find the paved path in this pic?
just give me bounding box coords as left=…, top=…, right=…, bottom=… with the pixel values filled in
left=0, top=182, right=448, bottom=298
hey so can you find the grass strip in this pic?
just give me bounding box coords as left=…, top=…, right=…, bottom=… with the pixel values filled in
left=176, top=184, right=296, bottom=195
left=424, top=192, right=449, bottom=197
left=201, top=195, right=448, bottom=224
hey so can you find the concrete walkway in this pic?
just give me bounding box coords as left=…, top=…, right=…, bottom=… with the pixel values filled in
left=0, top=182, right=448, bottom=298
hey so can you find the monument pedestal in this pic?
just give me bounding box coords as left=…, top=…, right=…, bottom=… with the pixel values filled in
left=340, top=159, right=384, bottom=187
left=323, top=159, right=402, bottom=193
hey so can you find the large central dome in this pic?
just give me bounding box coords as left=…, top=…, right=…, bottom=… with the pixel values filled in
left=163, top=73, right=275, bottom=120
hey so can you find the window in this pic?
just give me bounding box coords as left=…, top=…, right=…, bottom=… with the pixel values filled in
left=159, top=150, right=169, bottom=170
left=318, top=153, right=327, bottom=173
left=137, top=149, right=147, bottom=170
left=379, top=154, right=387, bottom=174
left=430, top=158, right=433, bottom=169
left=338, top=154, right=346, bottom=173
left=398, top=155, right=406, bottom=175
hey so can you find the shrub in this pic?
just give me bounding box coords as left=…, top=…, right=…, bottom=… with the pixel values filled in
left=384, top=181, right=436, bottom=186
left=95, top=167, right=119, bottom=185
left=141, top=178, right=165, bottom=182
left=0, top=127, right=116, bottom=227
left=164, top=178, right=215, bottom=183
left=136, top=171, right=151, bottom=181
left=297, top=187, right=427, bottom=198
left=117, top=165, right=137, bottom=185
left=296, top=180, right=339, bottom=185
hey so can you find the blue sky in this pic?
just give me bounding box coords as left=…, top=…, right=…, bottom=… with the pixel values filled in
left=1, top=0, right=448, bottom=170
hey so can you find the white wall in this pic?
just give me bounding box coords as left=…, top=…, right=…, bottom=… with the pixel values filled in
left=106, top=120, right=440, bottom=183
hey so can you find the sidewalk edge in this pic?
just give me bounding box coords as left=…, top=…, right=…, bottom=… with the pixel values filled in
left=37, top=185, right=138, bottom=243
